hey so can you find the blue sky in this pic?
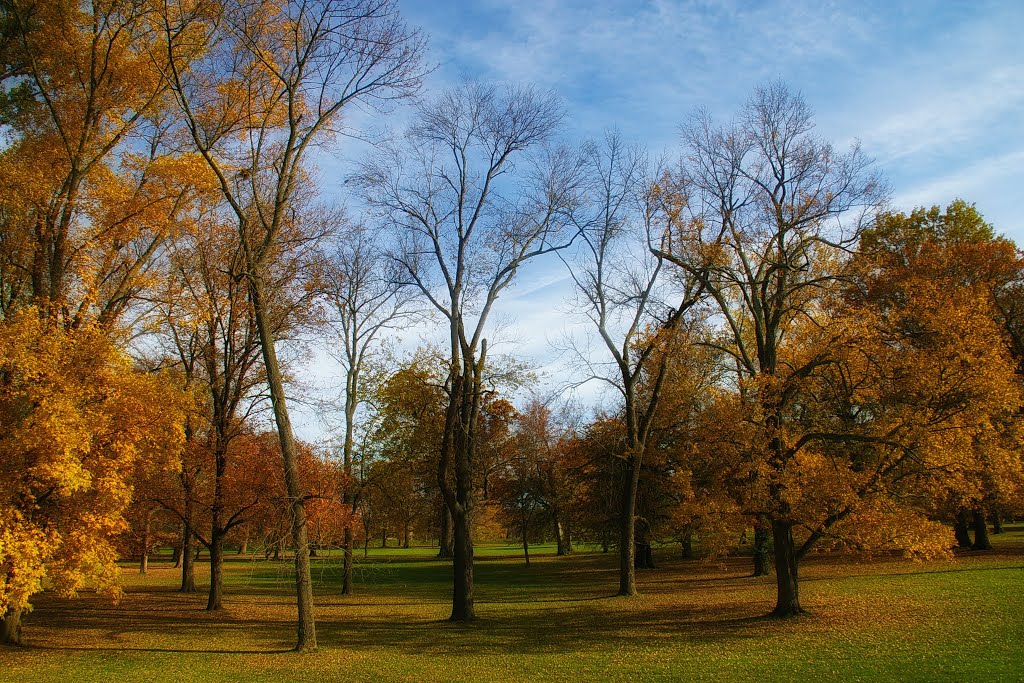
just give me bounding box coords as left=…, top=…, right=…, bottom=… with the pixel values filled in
left=298, top=0, right=1024, bottom=439
left=397, top=0, right=1023, bottom=238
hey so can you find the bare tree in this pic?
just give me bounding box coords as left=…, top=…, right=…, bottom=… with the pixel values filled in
left=323, top=220, right=414, bottom=594
left=652, top=82, right=885, bottom=616
left=159, top=0, right=425, bottom=650
left=562, top=131, right=706, bottom=596
left=353, top=82, right=580, bottom=622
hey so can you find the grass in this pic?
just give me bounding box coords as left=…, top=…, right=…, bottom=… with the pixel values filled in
left=3, top=531, right=1024, bottom=682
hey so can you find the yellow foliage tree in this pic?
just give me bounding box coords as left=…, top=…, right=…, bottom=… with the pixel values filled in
left=0, top=310, right=187, bottom=645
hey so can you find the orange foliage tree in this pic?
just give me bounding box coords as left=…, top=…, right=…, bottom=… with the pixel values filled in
left=0, top=310, right=187, bottom=645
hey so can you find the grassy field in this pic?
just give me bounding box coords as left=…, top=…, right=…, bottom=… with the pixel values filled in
left=3, top=529, right=1023, bottom=682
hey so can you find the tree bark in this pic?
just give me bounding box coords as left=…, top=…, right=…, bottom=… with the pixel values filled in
left=238, top=540, right=248, bottom=555
left=522, top=521, right=531, bottom=567
left=955, top=509, right=973, bottom=549
left=180, top=524, right=196, bottom=593
left=681, top=531, right=694, bottom=560
left=770, top=519, right=803, bottom=617
left=139, top=510, right=151, bottom=575
left=555, top=516, right=572, bottom=556
left=752, top=519, right=771, bottom=576
left=972, top=509, right=992, bottom=550
left=251, top=280, right=316, bottom=652
left=450, top=510, right=474, bottom=621
left=1, top=608, right=22, bottom=646
left=992, top=510, right=1004, bottom=534
left=437, top=503, right=453, bottom=558
left=206, top=532, right=225, bottom=610
left=617, top=455, right=641, bottom=596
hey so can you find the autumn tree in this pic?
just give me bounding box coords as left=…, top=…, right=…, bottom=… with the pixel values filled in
left=323, top=220, right=415, bottom=593
left=0, top=310, right=187, bottom=645
left=854, top=200, right=1024, bottom=549
left=354, top=82, right=579, bottom=621
left=160, top=0, right=424, bottom=650
left=0, top=0, right=211, bottom=328
left=369, top=351, right=448, bottom=550
left=562, top=131, right=706, bottom=595
left=492, top=399, right=579, bottom=564
left=654, top=82, right=886, bottom=616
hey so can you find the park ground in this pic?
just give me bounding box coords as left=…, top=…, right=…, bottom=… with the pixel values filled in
left=2, top=529, right=1023, bottom=682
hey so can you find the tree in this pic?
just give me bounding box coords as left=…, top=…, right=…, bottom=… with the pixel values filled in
left=160, top=0, right=424, bottom=650
left=654, top=82, right=886, bottom=616
left=854, top=200, right=1024, bottom=550
left=0, top=0, right=209, bottom=327
left=354, top=82, right=579, bottom=621
left=562, top=131, right=705, bottom=595
left=323, top=220, right=414, bottom=593
left=0, top=310, right=187, bottom=645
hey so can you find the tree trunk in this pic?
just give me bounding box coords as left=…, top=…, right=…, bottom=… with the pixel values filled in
left=972, top=509, right=992, bottom=550
left=251, top=280, right=316, bottom=652
left=450, top=508, right=475, bottom=621
left=555, top=516, right=572, bottom=556
left=770, top=519, right=802, bottom=617
left=617, top=455, right=641, bottom=596
left=1, top=608, right=22, bottom=646
left=238, top=540, right=248, bottom=555
left=380, top=529, right=387, bottom=548
left=955, top=509, right=973, bottom=549
left=206, top=533, right=225, bottom=611
left=139, top=511, right=151, bottom=575
left=522, top=521, right=531, bottom=567
left=634, top=518, right=655, bottom=569
left=403, top=521, right=410, bottom=549
left=180, top=524, right=196, bottom=593
left=341, top=525, right=354, bottom=595
left=752, top=519, right=771, bottom=577
left=172, top=538, right=182, bottom=568
left=992, top=510, right=1004, bottom=534
left=437, top=504, right=453, bottom=558
left=681, top=530, right=694, bottom=560
left=601, top=528, right=610, bottom=553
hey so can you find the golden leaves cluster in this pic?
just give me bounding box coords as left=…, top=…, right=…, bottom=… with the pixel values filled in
left=0, top=310, right=189, bottom=615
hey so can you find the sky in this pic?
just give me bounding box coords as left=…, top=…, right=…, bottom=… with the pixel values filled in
left=296, top=0, right=1024, bottom=440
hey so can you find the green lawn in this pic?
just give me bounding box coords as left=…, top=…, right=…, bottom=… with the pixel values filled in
left=4, top=531, right=1023, bottom=682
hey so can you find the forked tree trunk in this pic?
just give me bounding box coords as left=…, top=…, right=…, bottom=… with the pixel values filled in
left=972, top=509, right=992, bottom=550
left=770, top=519, right=802, bottom=617
left=2, top=608, right=22, bottom=646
